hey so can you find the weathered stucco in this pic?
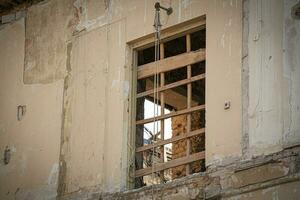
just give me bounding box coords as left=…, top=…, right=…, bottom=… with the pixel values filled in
left=283, top=0, right=300, bottom=147
left=24, top=0, right=77, bottom=84
left=54, top=0, right=243, bottom=194
left=246, top=0, right=300, bottom=156
left=0, top=19, right=64, bottom=200
left=0, top=0, right=299, bottom=199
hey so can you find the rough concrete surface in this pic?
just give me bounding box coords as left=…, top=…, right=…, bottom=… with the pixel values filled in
left=0, top=0, right=299, bottom=199
left=0, top=18, right=63, bottom=200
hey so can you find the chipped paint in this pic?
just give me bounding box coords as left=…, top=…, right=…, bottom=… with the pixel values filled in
left=1, top=0, right=300, bottom=199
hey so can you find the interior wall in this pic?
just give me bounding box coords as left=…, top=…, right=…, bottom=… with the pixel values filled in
left=0, top=19, right=64, bottom=200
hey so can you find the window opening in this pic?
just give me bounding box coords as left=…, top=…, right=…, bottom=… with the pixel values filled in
left=134, top=15, right=206, bottom=189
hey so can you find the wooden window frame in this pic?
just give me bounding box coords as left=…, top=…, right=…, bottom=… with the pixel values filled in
left=129, top=16, right=206, bottom=185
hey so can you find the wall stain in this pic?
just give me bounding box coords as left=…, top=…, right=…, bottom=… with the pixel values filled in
left=57, top=42, right=73, bottom=199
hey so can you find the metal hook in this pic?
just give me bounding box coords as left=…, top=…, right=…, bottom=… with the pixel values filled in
left=153, top=2, right=172, bottom=40
left=154, top=2, right=173, bottom=15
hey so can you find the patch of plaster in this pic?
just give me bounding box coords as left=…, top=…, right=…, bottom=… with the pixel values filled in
left=57, top=42, right=73, bottom=197
left=74, top=0, right=113, bottom=33
left=241, top=0, right=250, bottom=159
left=15, top=185, right=57, bottom=200
left=24, top=0, right=77, bottom=84
left=123, top=81, right=129, bottom=97
left=20, top=153, right=27, bottom=176
left=0, top=124, right=6, bottom=135
left=48, top=163, right=59, bottom=186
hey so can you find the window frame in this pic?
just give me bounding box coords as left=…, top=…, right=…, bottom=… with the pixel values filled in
left=128, top=15, right=206, bottom=189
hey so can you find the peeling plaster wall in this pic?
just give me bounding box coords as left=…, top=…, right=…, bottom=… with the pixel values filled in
left=247, top=0, right=284, bottom=155
left=0, top=0, right=299, bottom=199
left=0, top=19, right=64, bottom=200
left=62, top=0, right=242, bottom=193
left=0, top=0, right=244, bottom=197
left=224, top=180, right=300, bottom=200
left=24, top=0, right=77, bottom=84
left=247, top=0, right=300, bottom=156
left=5, top=0, right=300, bottom=198
left=61, top=28, right=108, bottom=193
left=283, top=0, right=300, bottom=147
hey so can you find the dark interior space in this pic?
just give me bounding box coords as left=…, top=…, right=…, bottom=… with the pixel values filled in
left=135, top=28, right=206, bottom=188
left=164, top=35, right=186, bottom=58
left=191, top=29, right=206, bottom=51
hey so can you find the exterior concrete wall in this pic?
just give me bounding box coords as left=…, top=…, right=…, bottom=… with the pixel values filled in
left=0, top=19, right=64, bottom=200
left=65, top=0, right=242, bottom=193
left=24, top=0, right=77, bottom=84
left=54, top=0, right=243, bottom=194
left=283, top=0, right=300, bottom=148
left=246, top=0, right=300, bottom=157
left=0, top=0, right=299, bottom=199
left=247, top=0, right=284, bottom=156
left=100, top=147, right=300, bottom=200
left=224, top=181, right=300, bottom=200
left=61, top=28, right=108, bottom=193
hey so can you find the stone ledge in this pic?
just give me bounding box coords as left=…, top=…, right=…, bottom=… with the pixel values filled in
left=59, top=146, right=300, bottom=200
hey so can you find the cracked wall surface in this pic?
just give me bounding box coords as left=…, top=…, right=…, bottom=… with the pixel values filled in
left=246, top=0, right=300, bottom=157
left=56, top=0, right=243, bottom=195
left=283, top=0, right=300, bottom=147
left=0, top=0, right=299, bottom=199
left=24, top=0, right=77, bottom=84
left=0, top=19, right=64, bottom=200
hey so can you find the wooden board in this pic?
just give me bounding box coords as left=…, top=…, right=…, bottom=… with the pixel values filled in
left=135, top=104, right=205, bottom=125
left=136, top=128, right=205, bottom=153
left=135, top=151, right=205, bottom=177
left=129, top=16, right=206, bottom=50
left=136, top=73, right=205, bottom=98
left=137, top=49, right=206, bottom=79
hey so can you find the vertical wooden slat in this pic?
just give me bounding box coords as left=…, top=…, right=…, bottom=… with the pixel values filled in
left=186, top=34, right=191, bottom=175
left=160, top=43, right=165, bottom=183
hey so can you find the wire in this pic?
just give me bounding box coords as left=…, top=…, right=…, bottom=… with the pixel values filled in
left=151, top=7, right=161, bottom=199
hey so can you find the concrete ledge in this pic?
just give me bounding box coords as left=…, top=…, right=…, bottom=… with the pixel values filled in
left=59, top=146, right=300, bottom=200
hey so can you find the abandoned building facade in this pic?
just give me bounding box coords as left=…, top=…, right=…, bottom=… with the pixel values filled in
left=0, top=0, right=300, bottom=199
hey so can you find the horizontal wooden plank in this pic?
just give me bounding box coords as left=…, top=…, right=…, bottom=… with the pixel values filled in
left=135, top=151, right=205, bottom=177
left=136, top=73, right=205, bottom=98
left=137, top=49, right=206, bottom=79
left=129, top=16, right=206, bottom=50
left=136, top=104, right=205, bottom=125
left=136, top=128, right=205, bottom=153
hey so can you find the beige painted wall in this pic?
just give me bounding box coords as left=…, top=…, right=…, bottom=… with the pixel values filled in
left=1, top=0, right=299, bottom=198
left=0, top=19, right=64, bottom=199
left=247, top=0, right=284, bottom=156
left=0, top=0, right=243, bottom=196
left=247, top=0, right=300, bottom=156
left=61, top=0, right=242, bottom=193
left=283, top=0, right=300, bottom=148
